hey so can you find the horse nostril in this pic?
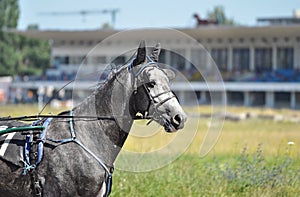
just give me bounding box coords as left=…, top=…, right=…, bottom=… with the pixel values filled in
left=172, top=114, right=183, bottom=127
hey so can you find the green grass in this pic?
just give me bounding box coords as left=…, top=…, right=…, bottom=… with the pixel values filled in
left=1, top=104, right=300, bottom=196
left=116, top=106, right=300, bottom=197
left=112, top=154, right=300, bottom=197
left=0, top=104, right=70, bottom=117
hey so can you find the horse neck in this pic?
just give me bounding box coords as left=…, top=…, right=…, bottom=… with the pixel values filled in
left=71, top=67, right=134, bottom=165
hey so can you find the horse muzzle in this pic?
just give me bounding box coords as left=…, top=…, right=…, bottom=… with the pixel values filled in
left=163, top=113, right=187, bottom=133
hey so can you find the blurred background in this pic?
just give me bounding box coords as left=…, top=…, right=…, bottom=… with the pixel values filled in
left=1, top=1, right=300, bottom=196
left=1, top=0, right=300, bottom=109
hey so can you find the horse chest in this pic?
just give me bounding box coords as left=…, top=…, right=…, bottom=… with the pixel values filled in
left=40, top=143, right=106, bottom=196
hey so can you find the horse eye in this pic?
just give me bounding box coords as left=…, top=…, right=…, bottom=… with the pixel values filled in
left=147, top=81, right=156, bottom=88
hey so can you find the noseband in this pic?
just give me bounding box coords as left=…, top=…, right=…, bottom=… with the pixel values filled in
left=128, top=56, right=176, bottom=121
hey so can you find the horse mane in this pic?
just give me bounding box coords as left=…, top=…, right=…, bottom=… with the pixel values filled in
left=95, top=64, right=128, bottom=91
left=95, top=54, right=135, bottom=90
left=72, top=55, right=134, bottom=112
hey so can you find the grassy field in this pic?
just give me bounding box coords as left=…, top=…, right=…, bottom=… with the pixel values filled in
left=1, top=104, right=300, bottom=196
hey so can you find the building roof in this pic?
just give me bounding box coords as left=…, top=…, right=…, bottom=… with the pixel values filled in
left=10, top=25, right=300, bottom=42
left=180, top=25, right=300, bottom=39
left=257, top=17, right=300, bottom=25
left=11, top=29, right=118, bottom=41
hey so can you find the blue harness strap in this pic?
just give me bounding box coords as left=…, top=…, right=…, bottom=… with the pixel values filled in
left=23, top=118, right=52, bottom=175
left=46, top=111, right=113, bottom=197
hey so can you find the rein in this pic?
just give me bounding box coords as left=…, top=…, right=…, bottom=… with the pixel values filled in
left=0, top=114, right=152, bottom=122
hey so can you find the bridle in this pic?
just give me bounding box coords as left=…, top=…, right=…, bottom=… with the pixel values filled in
left=128, top=55, right=177, bottom=124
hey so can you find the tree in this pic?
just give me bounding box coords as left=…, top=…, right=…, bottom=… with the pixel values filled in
left=0, top=32, right=20, bottom=75
left=0, top=0, right=50, bottom=76
left=206, top=5, right=235, bottom=25
left=0, top=0, right=19, bottom=29
left=0, top=0, right=19, bottom=75
left=18, top=36, right=50, bottom=75
left=27, top=24, right=39, bottom=30
left=101, top=22, right=112, bottom=29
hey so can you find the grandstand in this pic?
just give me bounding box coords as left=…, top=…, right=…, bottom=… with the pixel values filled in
left=11, top=16, right=300, bottom=108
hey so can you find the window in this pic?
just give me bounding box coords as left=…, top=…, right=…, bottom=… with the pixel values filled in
left=88, top=56, right=106, bottom=65
left=191, top=49, right=207, bottom=70
left=232, top=48, right=250, bottom=71
left=188, top=49, right=209, bottom=81
left=69, top=56, right=85, bottom=65
left=277, top=47, right=294, bottom=69
left=211, top=48, right=228, bottom=71
left=54, top=56, right=69, bottom=67
left=170, top=49, right=186, bottom=70
left=255, top=48, right=272, bottom=71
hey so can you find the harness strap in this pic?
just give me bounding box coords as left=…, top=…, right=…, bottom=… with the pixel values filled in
left=155, top=95, right=176, bottom=109
left=23, top=118, right=52, bottom=175
left=0, top=126, right=45, bottom=135
left=30, top=170, right=42, bottom=197
left=151, top=90, right=172, bottom=99
left=46, top=110, right=113, bottom=197
left=69, top=110, right=76, bottom=139
left=20, top=118, right=53, bottom=196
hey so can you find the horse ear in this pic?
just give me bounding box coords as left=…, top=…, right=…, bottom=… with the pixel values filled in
left=133, top=40, right=146, bottom=66
left=150, top=43, right=161, bottom=62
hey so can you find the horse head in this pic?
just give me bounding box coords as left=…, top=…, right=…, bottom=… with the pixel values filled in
left=129, top=41, right=187, bottom=132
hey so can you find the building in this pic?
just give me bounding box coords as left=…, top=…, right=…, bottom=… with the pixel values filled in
left=12, top=18, right=300, bottom=108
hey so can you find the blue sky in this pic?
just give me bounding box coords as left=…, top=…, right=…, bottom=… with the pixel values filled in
left=18, top=0, right=300, bottom=30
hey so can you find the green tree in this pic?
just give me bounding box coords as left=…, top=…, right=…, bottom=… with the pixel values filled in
left=206, top=5, right=235, bottom=25
left=0, top=0, right=19, bottom=29
left=0, top=0, right=50, bottom=76
left=18, top=36, right=50, bottom=75
left=0, top=0, right=20, bottom=75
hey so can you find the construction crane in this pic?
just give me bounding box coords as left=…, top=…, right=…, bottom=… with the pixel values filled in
left=39, top=9, right=119, bottom=28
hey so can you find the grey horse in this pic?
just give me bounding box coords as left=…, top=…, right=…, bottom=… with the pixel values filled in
left=0, top=41, right=187, bottom=196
